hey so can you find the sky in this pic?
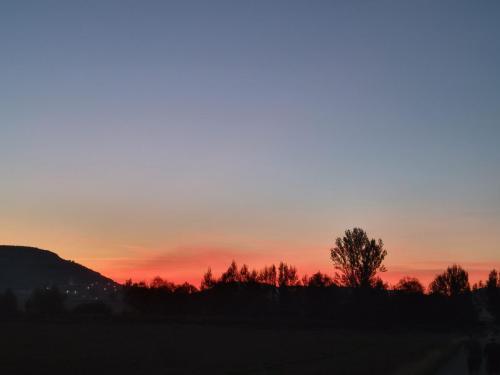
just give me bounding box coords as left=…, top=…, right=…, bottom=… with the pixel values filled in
left=1, top=1, right=500, bottom=287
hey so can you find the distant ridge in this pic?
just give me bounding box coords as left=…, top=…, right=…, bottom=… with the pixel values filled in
left=0, top=245, right=116, bottom=291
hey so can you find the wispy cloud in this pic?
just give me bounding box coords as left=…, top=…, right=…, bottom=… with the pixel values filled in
left=77, top=245, right=274, bottom=285
left=77, top=246, right=500, bottom=288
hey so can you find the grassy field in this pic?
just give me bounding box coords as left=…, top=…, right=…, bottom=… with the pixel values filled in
left=0, top=319, right=454, bottom=375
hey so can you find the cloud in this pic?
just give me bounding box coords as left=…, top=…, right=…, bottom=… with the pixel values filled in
left=78, top=245, right=275, bottom=285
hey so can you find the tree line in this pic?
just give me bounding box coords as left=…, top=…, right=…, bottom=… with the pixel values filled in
left=128, top=227, right=475, bottom=296
left=1, top=227, right=499, bottom=328
left=119, top=228, right=497, bottom=328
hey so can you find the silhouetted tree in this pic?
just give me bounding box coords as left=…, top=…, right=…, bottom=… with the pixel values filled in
left=248, top=268, right=259, bottom=283
left=429, top=265, right=470, bottom=297
left=304, top=272, right=334, bottom=288
left=486, top=269, right=500, bottom=321
left=239, top=264, right=249, bottom=282
left=238, top=264, right=258, bottom=284
left=201, top=268, right=216, bottom=290
left=150, top=276, right=175, bottom=291
left=373, top=277, right=388, bottom=291
left=123, top=278, right=198, bottom=315
left=330, top=227, right=387, bottom=289
left=278, top=262, right=299, bottom=287
left=395, top=277, right=424, bottom=294
left=175, top=282, right=198, bottom=294
left=258, top=265, right=277, bottom=286
left=220, top=261, right=239, bottom=283
left=487, top=269, right=499, bottom=290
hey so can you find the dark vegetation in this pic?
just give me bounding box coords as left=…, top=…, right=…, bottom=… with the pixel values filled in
left=0, top=228, right=495, bottom=374
left=117, top=228, right=477, bottom=330
left=121, top=264, right=476, bottom=330
left=0, top=229, right=482, bottom=329
left=486, top=269, right=500, bottom=322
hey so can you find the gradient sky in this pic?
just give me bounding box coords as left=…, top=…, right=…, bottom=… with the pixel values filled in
left=1, top=1, right=500, bottom=286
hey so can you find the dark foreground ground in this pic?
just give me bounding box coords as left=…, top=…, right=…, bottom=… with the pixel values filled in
left=0, top=319, right=456, bottom=375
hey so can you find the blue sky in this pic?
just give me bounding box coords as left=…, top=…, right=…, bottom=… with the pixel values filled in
left=1, top=1, right=499, bottom=283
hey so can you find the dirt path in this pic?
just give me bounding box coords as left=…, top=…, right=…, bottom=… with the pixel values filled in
left=437, top=293, right=496, bottom=375
left=435, top=341, right=480, bottom=375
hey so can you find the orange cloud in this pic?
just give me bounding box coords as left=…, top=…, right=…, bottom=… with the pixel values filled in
left=79, top=245, right=278, bottom=286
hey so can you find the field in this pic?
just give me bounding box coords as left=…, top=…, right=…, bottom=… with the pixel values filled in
left=0, top=319, right=455, bottom=375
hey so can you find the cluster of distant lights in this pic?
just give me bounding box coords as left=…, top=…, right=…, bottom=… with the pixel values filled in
left=51, top=281, right=120, bottom=298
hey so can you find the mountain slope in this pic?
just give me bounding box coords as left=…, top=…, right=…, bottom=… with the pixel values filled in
left=0, top=245, right=116, bottom=290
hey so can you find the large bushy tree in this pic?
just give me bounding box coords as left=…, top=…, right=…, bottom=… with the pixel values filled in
left=429, top=265, right=470, bottom=297
left=395, top=277, right=424, bottom=294
left=330, top=227, right=387, bottom=288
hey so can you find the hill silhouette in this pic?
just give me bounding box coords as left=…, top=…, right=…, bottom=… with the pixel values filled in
left=0, top=245, right=115, bottom=291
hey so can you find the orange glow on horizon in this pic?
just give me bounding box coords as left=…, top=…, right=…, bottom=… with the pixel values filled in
left=80, top=253, right=500, bottom=290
